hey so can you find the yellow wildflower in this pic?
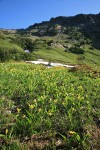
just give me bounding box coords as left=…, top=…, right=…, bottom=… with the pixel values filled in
left=54, top=99, right=58, bottom=103
left=68, top=131, right=76, bottom=135
left=28, top=104, right=34, bottom=109
left=48, top=112, right=52, bottom=116
left=34, top=99, right=37, bottom=103
left=62, top=102, right=65, bottom=106
left=71, top=108, right=75, bottom=111
left=38, top=108, right=42, bottom=112
left=22, top=114, right=26, bottom=118
left=5, top=129, right=8, bottom=135
left=17, top=108, right=21, bottom=113
left=78, top=86, right=83, bottom=90
left=78, top=95, right=80, bottom=99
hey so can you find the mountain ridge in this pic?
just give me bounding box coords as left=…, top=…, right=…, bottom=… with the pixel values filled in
left=0, top=13, right=100, bottom=69
left=26, top=13, right=100, bottom=35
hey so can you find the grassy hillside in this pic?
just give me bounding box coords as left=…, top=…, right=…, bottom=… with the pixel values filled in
left=0, top=31, right=36, bottom=61
left=0, top=31, right=100, bottom=70
left=0, top=13, right=100, bottom=70
left=0, top=13, right=100, bottom=150
left=0, top=63, right=100, bottom=149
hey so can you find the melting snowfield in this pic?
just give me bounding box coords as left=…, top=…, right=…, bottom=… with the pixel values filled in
left=26, top=59, right=75, bottom=68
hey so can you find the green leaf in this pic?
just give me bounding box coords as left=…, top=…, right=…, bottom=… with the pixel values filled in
left=0, top=134, right=6, bottom=138
left=76, top=134, right=80, bottom=141
left=59, top=133, right=67, bottom=140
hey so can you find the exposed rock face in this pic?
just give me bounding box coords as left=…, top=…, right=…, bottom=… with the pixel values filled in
left=26, top=13, right=100, bottom=36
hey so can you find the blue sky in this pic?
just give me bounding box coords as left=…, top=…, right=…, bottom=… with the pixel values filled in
left=0, top=0, right=100, bottom=29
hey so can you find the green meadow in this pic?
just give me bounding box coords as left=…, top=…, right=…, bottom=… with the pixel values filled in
left=0, top=63, right=100, bottom=149
left=0, top=14, right=100, bottom=149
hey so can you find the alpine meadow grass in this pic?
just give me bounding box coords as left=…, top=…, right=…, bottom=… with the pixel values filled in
left=0, top=63, right=100, bottom=149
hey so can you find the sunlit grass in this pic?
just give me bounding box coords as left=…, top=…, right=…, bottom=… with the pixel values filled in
left=0, top=63, right=100, bottom=149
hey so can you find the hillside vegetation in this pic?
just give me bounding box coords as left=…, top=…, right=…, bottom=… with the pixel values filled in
left=0, top=13, right=100, bottom=69
left=0, top=13, right=100, bottom=149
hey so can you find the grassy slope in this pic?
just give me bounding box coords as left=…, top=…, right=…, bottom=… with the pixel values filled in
left=0, top=30, right=100, bottom=70
left=34, top=48, right=78, bottom=63
left=0, top=39, right=23, bottom=52
left=0, top=63, right=100, bottom=149
left=33, top=47, right=100, bottom=70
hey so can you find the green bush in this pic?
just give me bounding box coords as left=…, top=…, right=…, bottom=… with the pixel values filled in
left=0, top=47, right=11, bottom=61
left=68, top=47, right=85, bottom=54
left=0, top=44, right=24, bottom=62
left=11, top=37, right=35, bottom=52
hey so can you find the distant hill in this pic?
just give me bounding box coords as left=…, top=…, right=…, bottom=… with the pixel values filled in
left=0, top=13, right=100, bottom=69
left=27, top=14, right=100, bottom=35
left=17, top=13, right=100, bottom=49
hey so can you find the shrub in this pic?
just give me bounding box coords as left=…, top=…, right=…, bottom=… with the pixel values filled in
left=68, top=47, right=85, bottom=54
left=0, top=47, right=11, bottom=61
left=0, top=45, right=24, bottom=62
